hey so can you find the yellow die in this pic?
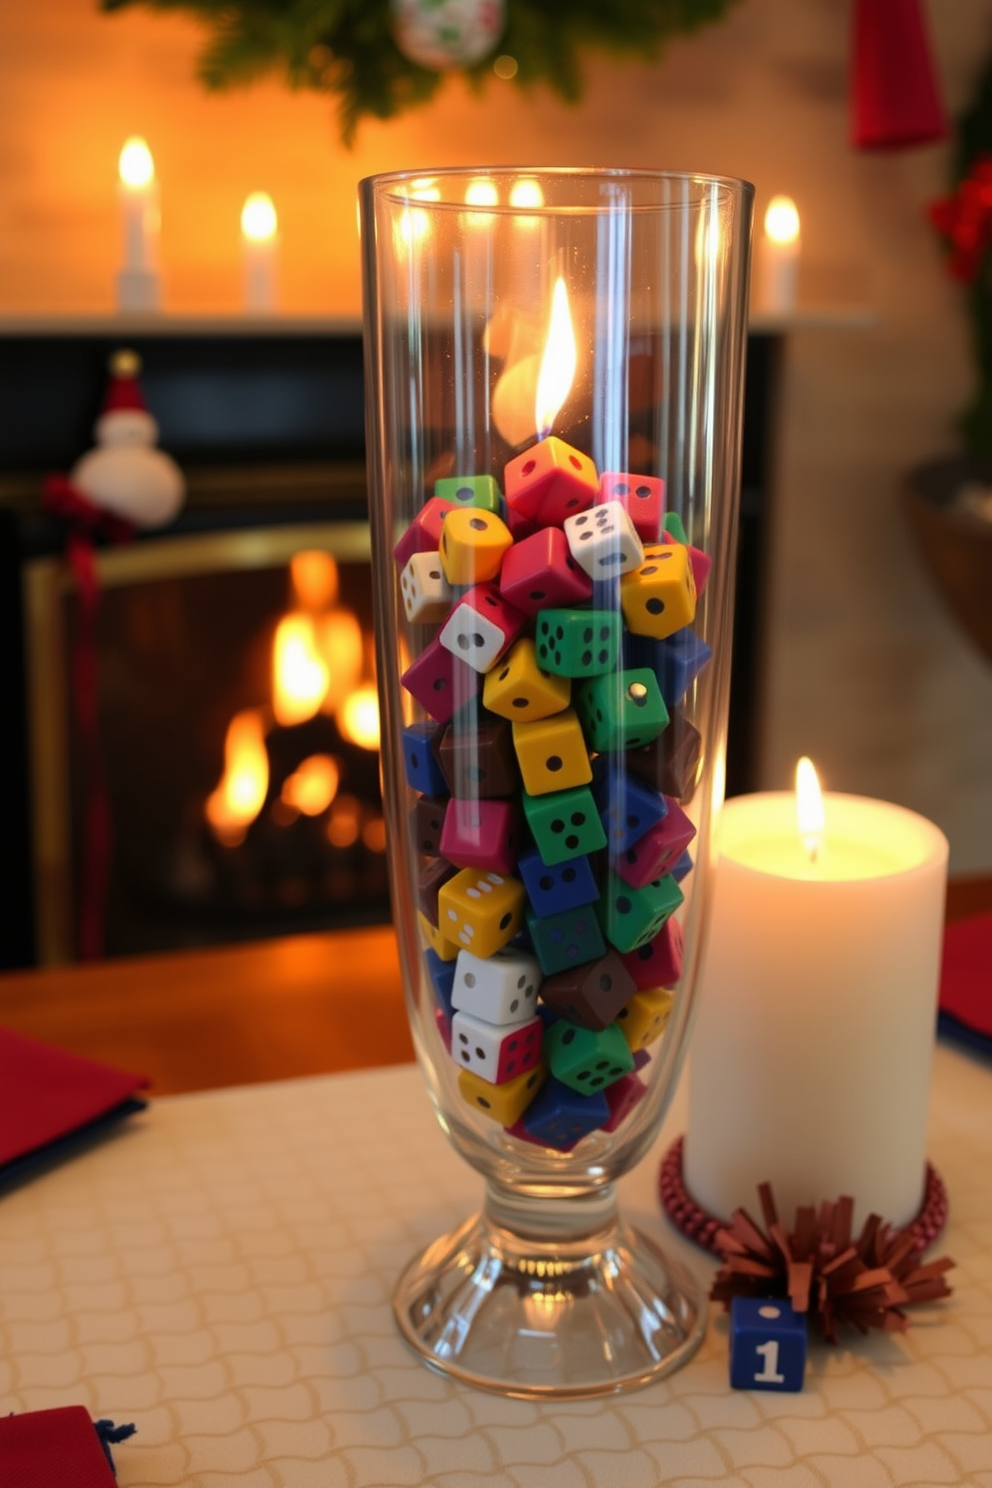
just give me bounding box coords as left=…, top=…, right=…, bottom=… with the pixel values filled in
left=620, top=542, right=697, bottom=640
left=457, top=1060, right=549, bottom=1125
left=437, top=868, right=526, bottom=959
left=616, top=987, right=674, bottom=1050
left=511, top=707, right=593, bottom=796
left=439, top=506, right=514, bottom=586
left=483, top=637, right=571, bottom=722
left=418, top=911, right=459, bottom=962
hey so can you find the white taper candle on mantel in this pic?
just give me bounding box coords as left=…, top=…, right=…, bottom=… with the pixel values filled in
left=684, top=762, right=948, bottom=1229
left=241, top=192, right=279, bottom=314
left=756, top=194, right=800, bottom=315
left=116, top=136, right=161, bottom=313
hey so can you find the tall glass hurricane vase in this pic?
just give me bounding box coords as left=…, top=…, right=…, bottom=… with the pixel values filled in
left=360, top=167, right=753, bottom=1399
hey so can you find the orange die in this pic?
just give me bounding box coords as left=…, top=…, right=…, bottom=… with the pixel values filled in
left=504, top=437, right=599, bottom=527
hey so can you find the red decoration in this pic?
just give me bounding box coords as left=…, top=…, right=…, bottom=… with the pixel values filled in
left=42, top=476, right=136, bottom=961
left=851, top=0, right=947, bottom=151
left=709, top=1181, right=954, bottom=1344
left=928, top=156, right=992, bottom=284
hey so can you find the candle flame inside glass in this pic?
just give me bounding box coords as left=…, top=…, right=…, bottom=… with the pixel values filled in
left=242, top=192, right=278, bottom=242
left=119, top=136, right=154, bottom=189
left=534, top=277, right=576, bottom=440
left=795, top=755, right=825, bottom=862
left=764, top=195, right=800, bottom=245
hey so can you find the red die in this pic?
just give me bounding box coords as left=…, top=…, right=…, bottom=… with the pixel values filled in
left=601, top=1070, right=648, bottom=1132
left=504, top=436, right=599, bottom=527
left=620, top=917, right=684, bottom=990
left=499, top=526, right=594, bottom=615
left=660, top=531, right=712, bottom=597
left=598, top=472, right=665, bottom=543
left=393, top=496, right=455, bottom=569
left=439, top=584, right=528, bottom=673
left=614, top=798, right=698, bottom=889
left=401, top=636, right=480, bottom=723
left=440, top=797, right=522, bottom=875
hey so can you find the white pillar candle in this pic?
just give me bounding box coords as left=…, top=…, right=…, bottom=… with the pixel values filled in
left=756, top=194, right=800, bottom=315
left=116, top=136, right=161, bottom=313
left=684, top=780, right=948, bottom=1229
left=241, top=192, right=279, bottom=314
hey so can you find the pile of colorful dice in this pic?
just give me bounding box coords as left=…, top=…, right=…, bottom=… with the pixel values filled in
left=396, top=434, right=713, bottom=1152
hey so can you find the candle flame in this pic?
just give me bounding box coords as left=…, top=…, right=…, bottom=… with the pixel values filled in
left=119, top=136, right=154, bottom=189
left=242, top=191, right=278, bottom=242
left=795, top=755, right=825, bottom=862
left=765, top=195, right=800, bottom=245
left=534, top=277, right=576, bottom=440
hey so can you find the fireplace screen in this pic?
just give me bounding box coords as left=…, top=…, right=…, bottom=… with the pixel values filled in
left=24, top=523, right=391, bottom=961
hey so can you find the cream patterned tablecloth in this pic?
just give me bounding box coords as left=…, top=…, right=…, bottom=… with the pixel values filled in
left=1, top=1042, right=991, bottom=1487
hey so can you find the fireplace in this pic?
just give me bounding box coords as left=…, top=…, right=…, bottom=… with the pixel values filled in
left=0, top=318, right=782, bottom=968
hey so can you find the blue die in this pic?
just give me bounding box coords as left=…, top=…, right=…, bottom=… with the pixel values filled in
left=671, top=848, right=694, bottom=883
left=592, top=763, right=668, bottom=852
left=401, top=722, right=447, bottom=796
left=624, top=627, right=712, bottom=709
left=423, top=948, right=456, bottom=1018
left=729, top=1297, right=807, bottom=1392
left=517, top=847, right=599, bottom=918
left=521, top=1077, right=609, bottom=1150
left=526, top=905, right=606, bottom=976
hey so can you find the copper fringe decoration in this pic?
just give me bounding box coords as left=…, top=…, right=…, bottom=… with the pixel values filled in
left=710, top=1182, right=955, bottom=1344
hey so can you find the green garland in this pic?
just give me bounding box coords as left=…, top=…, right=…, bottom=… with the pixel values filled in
left=100, top=0, right=739, bottom=146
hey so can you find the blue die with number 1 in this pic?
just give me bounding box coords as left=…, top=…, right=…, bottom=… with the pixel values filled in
left=729, top=1297, right=807, bottom=1392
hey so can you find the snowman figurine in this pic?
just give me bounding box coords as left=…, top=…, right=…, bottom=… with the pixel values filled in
left=71, top=349, right=185, bottom=529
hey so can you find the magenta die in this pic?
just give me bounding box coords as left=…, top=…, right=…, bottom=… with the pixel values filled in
left=614, top=798, right=698, bottom=889
left=393, top=496, right=455, bottom=569
left=601, top=1069, right=649, bottom=1132
left=499, top=526, right=594, bottom=615
left=620, top=917, right=684, bottom=991
left=439, top=584, right=528, bottom=673
left=598, top=472, right=665, bottom=543
left=662, top=531, right=712, bottom=597
left=504, top=436, right=599, bottom=527
left=401, top=635, right=480, bottom=724
left=440, top=797, right=522, bottom=875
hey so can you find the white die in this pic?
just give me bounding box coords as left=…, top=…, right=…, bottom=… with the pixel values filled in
left=451, top=1008, right=543, bottom=1084
left=438, top=589, right=513, bottom=672
left=564, top=500, right=644, bottom=579
left=400, top=550, right=452, bottom=623
left=452, top=947, right=542, bottom=1024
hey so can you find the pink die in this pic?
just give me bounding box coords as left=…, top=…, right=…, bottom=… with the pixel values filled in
left=504, top=436, right=599, bottom=527
left=499, top=526, right=594, bottom=615
left=440, top=798, right=522, bottom=874
left=401, top=635, right=480, bottom=723
left=439, top=584, right=528, bottom=673
left=620, top=917, right=684, bottom=990
left=601, top=1070, right=648, bottom=1132
left=662, top=531, right=712, bottom=597
left=614, top=798, right=698, bottom=888
left=393, top=496, right=455, bottom=569
left=599, top=472, right=665, bottom=543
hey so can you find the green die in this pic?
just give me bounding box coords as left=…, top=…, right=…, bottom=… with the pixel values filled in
left=534, top=608, right=622, bottom=678
left=435, top=474, right=502, bottom=512
left=662, top=511, right=689, bottom=543
left=574, top=668, right=669, bottom=752
left=522, top=785, right=607, bottom=865
left=597, top=872, right=684, bottom=953
left=544, top=1020, right=634, bottom=1093
left=526, top=906, right=606, bottom=975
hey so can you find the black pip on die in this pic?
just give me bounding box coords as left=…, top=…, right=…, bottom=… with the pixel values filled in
left=397, top=432, right=709, bottom=1151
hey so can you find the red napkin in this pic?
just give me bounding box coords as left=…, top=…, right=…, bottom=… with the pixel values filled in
left=0, top=1406, right=120, bottom=1487
left=938, top=911, right=992, bottom=1053
left=0, top=1028, right=148, bottom=1183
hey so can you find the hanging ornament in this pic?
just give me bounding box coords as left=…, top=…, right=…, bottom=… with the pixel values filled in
left=850, top=0, right=946, bottom=150
left=390, top=0, right=505, bottom=71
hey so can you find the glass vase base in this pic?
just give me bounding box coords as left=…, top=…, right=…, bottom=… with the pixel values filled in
left=393, top=1205, right=706, bottom=1400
